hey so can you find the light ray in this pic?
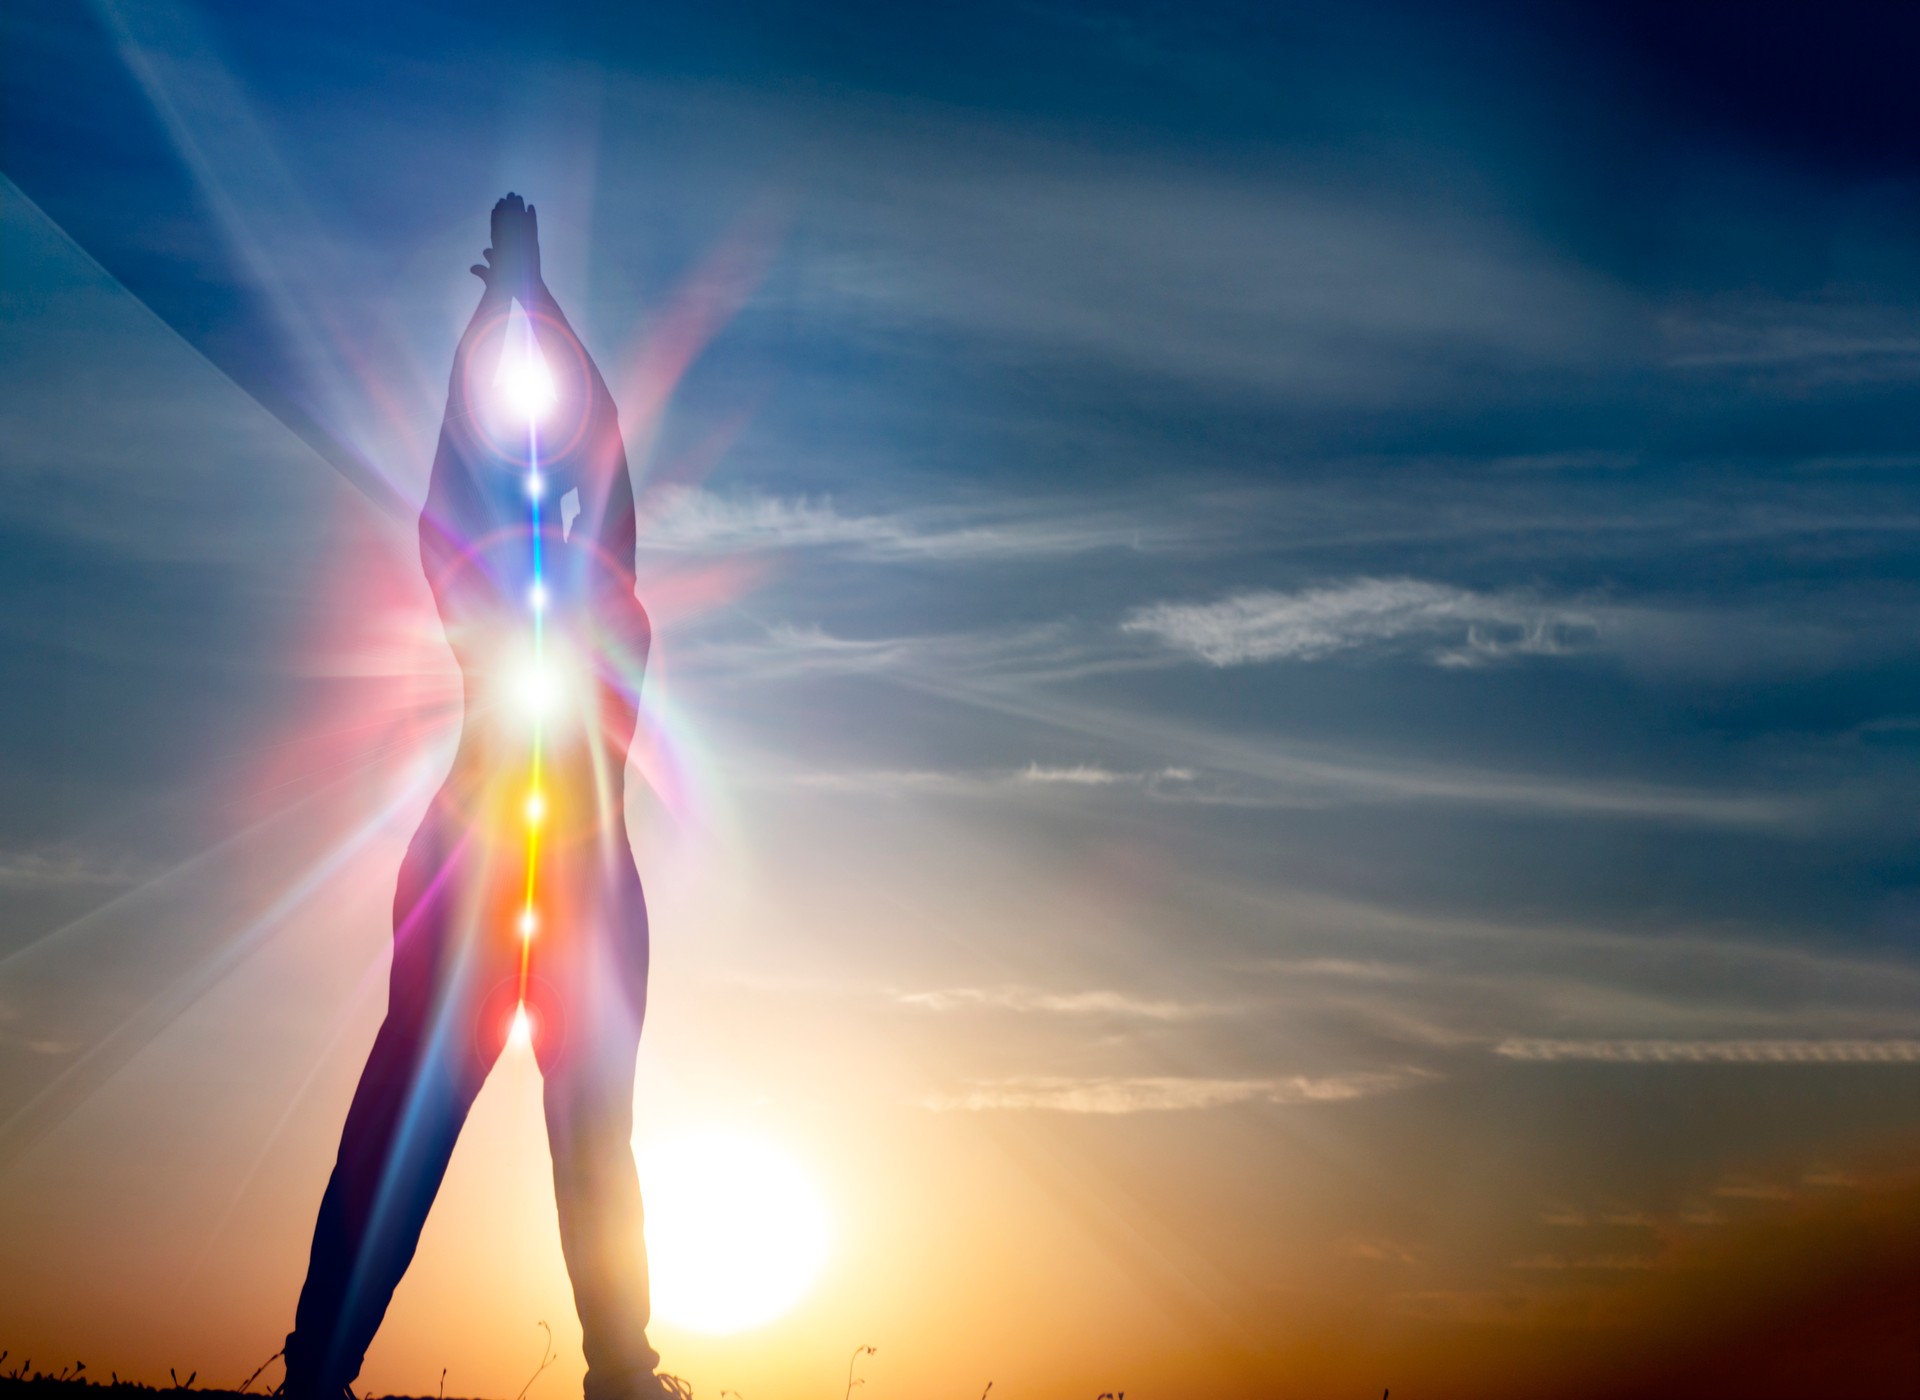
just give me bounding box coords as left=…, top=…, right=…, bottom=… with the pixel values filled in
left=0, top=767, right=434, bottom=1168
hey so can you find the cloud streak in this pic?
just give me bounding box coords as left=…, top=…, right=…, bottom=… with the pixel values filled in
left=1122, top=578, right=1605, bottom=668
left=1493, top=1038, right=1920, bottom=1064
left=702, top=622, right=1805, bottom=826
left=639, top=487, right=1185, bottom=561
left=793, top=139, right=1623, bottom=401
left=0, top=847, right=159, bottom=891
left=896, top=985, right=1224, bottom=1021
left=922, top=1070, right=1426, bottom=1113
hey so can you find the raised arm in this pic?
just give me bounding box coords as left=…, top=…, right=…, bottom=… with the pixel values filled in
left=489, top=194, right=614, bottom=418
left=450, top=236, right=514, bottom=415
left=419, top=227, right=517, bottom=628
left=488, top=195, right=651, bottom=698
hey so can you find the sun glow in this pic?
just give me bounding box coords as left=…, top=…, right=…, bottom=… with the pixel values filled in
left=640, top=1127, right=832, bottom=1335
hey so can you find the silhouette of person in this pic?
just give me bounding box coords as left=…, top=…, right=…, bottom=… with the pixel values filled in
left=281, top=195, right=679, bottom=1400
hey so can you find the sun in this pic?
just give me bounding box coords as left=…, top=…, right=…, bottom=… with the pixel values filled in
left=639, top=1126, right=832, bottom=1334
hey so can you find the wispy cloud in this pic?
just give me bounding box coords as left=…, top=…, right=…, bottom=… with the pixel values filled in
left=1493, top=1038, right=1920, bottom=1064
left=771, top=760, right=1239, bottom=805
left=1121, top=578, right=1604, bottom=667
left=794, top=142, right=1622, bottom=400
left=1018, top=762, right=1131, bottom=785
left=702, top=617, right=1805, bottom=826
left=0, top=847, right=158, bottom=891
left=676, top=621, right=1090, bottom=685
left=903, top=671, right=1805, bottom=827
left=639, top=487, right=1183, bottom=560
left=896, top=985, right=1224, bottom=1021
left=1803, top=1168, right=1860, bottom=1189
left=1540, top=1208, right=1658, bottom=1229
left=1664, top=298, right=1920, bottom=381
left=922, top=1070, right=1426, bottom=1113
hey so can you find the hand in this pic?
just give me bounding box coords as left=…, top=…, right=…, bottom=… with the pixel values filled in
left=471, top=192, right=542, bottom=295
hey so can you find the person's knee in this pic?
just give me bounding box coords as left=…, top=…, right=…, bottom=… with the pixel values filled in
left=546, top=1097, right=637, bottom=1172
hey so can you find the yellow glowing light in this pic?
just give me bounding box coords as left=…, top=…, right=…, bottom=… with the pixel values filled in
left=518, top=908, right=538, bottom=939
left=496, top=345, right=555, bottom=424
left=506, top=1004, right=533, bottom=1051
left=524, top=791, right=546, bottom=825
left=639, top=1127, right=831, bottom=1335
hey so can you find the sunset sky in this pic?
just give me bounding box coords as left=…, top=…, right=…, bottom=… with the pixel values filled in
left=4, top=4, right=1920, bottom=1398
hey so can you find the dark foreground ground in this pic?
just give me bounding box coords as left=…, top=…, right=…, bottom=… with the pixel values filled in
left=0, top=1378, right=464, bottom=1400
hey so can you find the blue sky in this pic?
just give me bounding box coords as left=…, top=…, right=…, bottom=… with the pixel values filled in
left=4, top=3, right=1920, bottom=1397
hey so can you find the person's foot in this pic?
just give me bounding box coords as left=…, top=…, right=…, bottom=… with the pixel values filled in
left=274, top=1377, right=355, bottom=1400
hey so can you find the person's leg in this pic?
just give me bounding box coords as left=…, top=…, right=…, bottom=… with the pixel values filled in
left=284, top=826, right=498, bottom=1397
left=542, top=918, right=656, bottom=1400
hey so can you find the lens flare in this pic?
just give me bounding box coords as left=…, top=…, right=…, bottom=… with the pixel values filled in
left=496, top=347, right=555, bottom=424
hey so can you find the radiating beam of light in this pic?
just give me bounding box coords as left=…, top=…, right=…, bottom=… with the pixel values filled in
left=77, top=0, right=784, bottom=656
left=0, top=767, right=435, bottom=1169
left=0, top=719, right=440, bottom=983
left=183, top=940, right=395, bottom=1283
left=632, top=403, right=758, bottom=524
left=0, top=171, right=408, bottom=550
left=88, top=0, right=423, bottom=521
left=614, top=204, right=787, bottom=471
left=345, top=929, right=492, bottom=1332
left=58, top=0, right=777, bottom=867
left=334, top=824, right=487, bottom=1289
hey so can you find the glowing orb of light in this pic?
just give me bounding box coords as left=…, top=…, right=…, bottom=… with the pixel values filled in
left=524, top=790, right=547, bottom=825
left=496, top=345, right=555, bottom=424
left=640, top=1127, right=831, bottom=1334
left=506, top=1004, right=533, bottom=1051
left=514, top=659, right=559, bottom=718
